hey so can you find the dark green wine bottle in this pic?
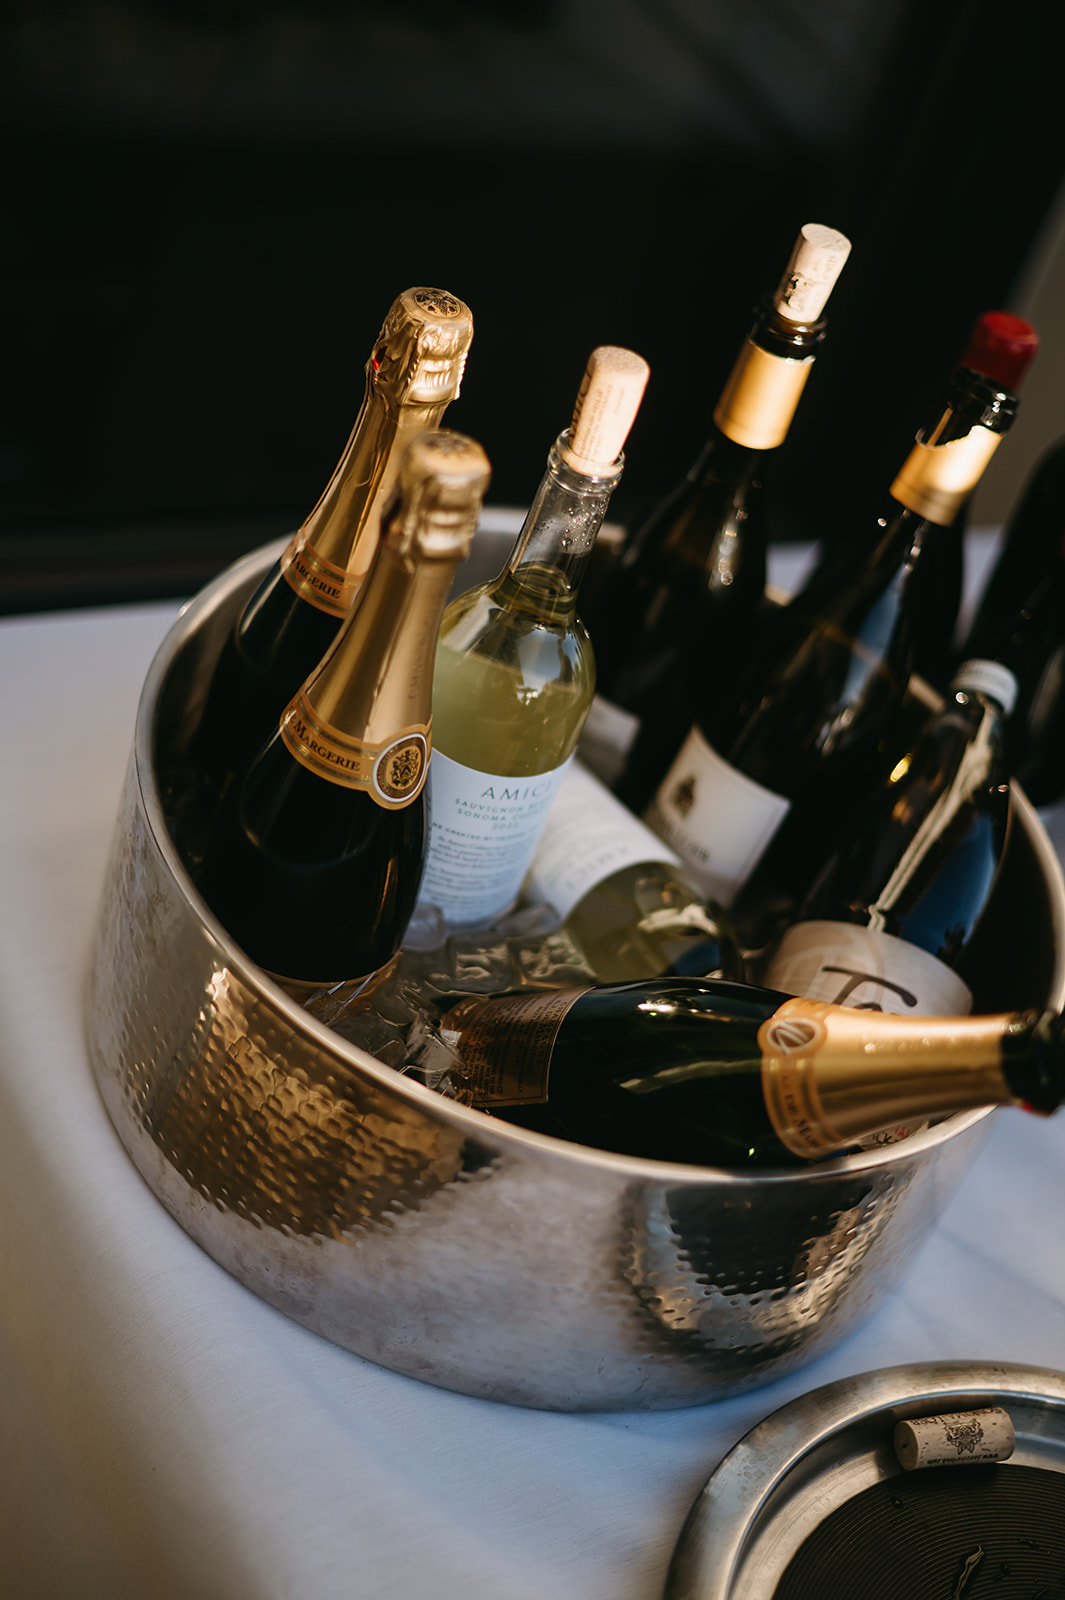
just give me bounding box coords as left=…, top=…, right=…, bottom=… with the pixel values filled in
left=174, top=287, right=473, bottom=862
left=644, top=363, right=1020, bottom=920
left=577, top=223, right=850, bottom=812
left=439, top=977, right=1065, bottom=1168
left=193, top=430, right=490, bottom=999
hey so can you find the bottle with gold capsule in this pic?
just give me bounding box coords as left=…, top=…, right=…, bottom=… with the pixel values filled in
left=193, top=430, right=490, bottom=1000
left=578, top=223, right=850, bottom=809
left=437, top=976, right=1065, bottom=1169
left=175, top=287, right=473, bottom=860
left=418, top=344, right=650, bottom=930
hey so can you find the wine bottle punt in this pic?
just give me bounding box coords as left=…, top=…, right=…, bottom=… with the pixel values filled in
left=175, top=286, right=474, bottom=857
left=644, top=360, right=1020, bottom=915
left=579, top=223, right=851, bottom=810
left=524, top=759, right=744, bottom=983
left=438, top=977, right=1065, bottom=1168
left=418, top=344, right=650, bottom=929
left=192, top=429, right=491, bottom=999
left=762, top=658, right=1016, bottom=1016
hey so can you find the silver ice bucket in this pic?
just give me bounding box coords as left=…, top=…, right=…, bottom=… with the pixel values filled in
left=83, top=535, right=1065, bottom=1411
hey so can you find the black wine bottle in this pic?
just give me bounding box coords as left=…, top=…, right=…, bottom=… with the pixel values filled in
left=193, top=430, right=490, bottom=999
left=907, top=312, right=1038, bottom=691
left=437, top=977, right=1065, bottom=1168
left=577, top=223, right=850, bottom=810
left=174, top=287, right=473, bottom=859
left=762, top=658, right=1016, bottom=1016
left=643, top=361, right=1020, bottom=916
left=961, top=436, right=1065, bottom=807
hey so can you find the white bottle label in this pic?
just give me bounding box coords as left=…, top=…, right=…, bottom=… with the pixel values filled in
left=577, top=693, right=640, bottom=787
left=763, top=920, right=973, bottom=1015
left=643, top=727, right=790, bottom=907
left=527, top=759, right=681, bottom=920
left=421, top=750, right=572, bottom=926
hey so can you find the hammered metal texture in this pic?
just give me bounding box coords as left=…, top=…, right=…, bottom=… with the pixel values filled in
left=83, top=542, right=1065, bottom=1412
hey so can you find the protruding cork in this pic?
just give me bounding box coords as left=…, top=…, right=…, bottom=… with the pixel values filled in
left=390, top=429, right=492, bottom=558
left=893, top=1407, right=1016, bottom=1471
left=561, top=346, right=650, bottom=473
left=773, top=223, right=852, bottom=324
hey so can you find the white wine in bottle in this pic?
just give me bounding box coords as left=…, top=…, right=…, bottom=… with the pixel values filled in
left=420, top=345, right=650, bottom=927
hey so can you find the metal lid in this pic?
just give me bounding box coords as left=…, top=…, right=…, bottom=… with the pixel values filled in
left=666, top=1360, right=1065, bottom=1599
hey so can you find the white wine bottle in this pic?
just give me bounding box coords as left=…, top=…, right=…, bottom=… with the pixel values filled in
left=437, top=976, right=1065, bottom=1168
left=175, top=287, right=474, bottom=858
left=418, top=345, right=650, bottom=928
left=193, top=430, right=491, bottom=998
left=579, top=222, right=850, bottom=808
left=763, top=658, right=1016, bottom=1016
left=525, top=759, right=743, bottom=983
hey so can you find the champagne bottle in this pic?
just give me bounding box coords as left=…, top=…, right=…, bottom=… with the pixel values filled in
left=437, top=977, right=1065, bottom=1168
left=578, top=223, right=851, bottom=808
left=418, top=344, right=650, bottom=928
left=176, top=287, right=474, bottom=853
left=524, top=759, right=744, bottom=983
left=961, top=436, right=1065, bottom=807
left=643, top=360, right=1020, bottom=914
left=762, top=658, right=1016, bottom=1016
left=193, top=430, right=490, bottom=998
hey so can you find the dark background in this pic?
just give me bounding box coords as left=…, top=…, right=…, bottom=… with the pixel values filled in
left=3, top=0, right=1065, bottom=612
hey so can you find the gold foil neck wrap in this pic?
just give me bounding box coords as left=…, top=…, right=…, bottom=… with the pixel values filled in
left=280, top=530, right=363, bottom=616
left=759, top=997, right=1013, bottom=1159
left=280, top=690, right=430, bottom=807
left=387, top=430, right=491, bottom=560
left=373, top=287, right=474, bottom=406
left=713, top=339, right=814, bottom=450
left=890, top=423, right=1003, bottom=524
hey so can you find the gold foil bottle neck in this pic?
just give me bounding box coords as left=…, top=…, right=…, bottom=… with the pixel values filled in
left=371, top=286, right=474, bottom=406
left=890, top=421, right=1004, bottom=525
left=387, top=430, right=492, bottom=560
left=560, top=345, right=650, bottom=475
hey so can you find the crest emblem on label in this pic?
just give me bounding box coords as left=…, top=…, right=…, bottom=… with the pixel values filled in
left=762, top=1015, right=826, bottom=1054
left=374, top=734, right=427, bottom=804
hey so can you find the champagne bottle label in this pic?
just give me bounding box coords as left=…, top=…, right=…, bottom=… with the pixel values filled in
left=527, top=760, right=681, bottom=920
left=420, top=750, right=573, bottom=924
left=280, top=528, right=363, bottom=618
left=644, top=727, right=790, bottom=906
left=577, top=693, right=641, bottom=787
left=764, top=920, right=973, bottom=1016
left=280, top=695, right=429, bottom=808
left=443, top=988, right=586, bottom=1106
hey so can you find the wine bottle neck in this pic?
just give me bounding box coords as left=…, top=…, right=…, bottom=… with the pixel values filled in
left=281, top=383, right=456, bottom=618
left=713, top=299, right=826, bottom=451
left=498, top=432, right=620, bottom=623
left=890, top=369, right=1018, bottom=527
left=282, top=539, right=459, bottom=789
left=759, top=1000, right=1040, bottom=1159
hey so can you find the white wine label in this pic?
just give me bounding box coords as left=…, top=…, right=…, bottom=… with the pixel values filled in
left=421, top=750, right=573, bottom=925
left=644, top=728, right=790, bottom=907
left=527, top=760, right=680, bottom=921
left=280, top=694, right=429, bottom=808
left=765, top=920, right=973, bottom=1016
left=577, top=693, right=641, bottom=787
left=892, top=1408, right=1016, bottom=1472
left=443, top=988, right=586, bottom=1106
left=280, top=530, right=362, bottom=618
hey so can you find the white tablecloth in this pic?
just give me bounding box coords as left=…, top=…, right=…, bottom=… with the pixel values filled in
left=2, top=562, right=1064, bottom=1599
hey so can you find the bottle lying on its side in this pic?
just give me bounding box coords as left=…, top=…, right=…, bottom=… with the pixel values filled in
left=436, top=976, right=1065, bottom=1169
